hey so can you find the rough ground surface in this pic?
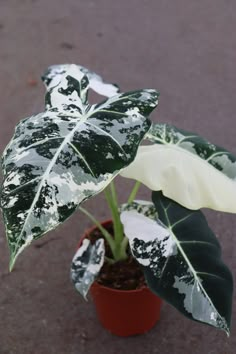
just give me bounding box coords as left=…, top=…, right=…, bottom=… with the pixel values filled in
left=0, top=1, right=236, bottom=353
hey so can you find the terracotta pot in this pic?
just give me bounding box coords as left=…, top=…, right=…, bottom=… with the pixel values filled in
left=80, top=220, right=162, bottom=337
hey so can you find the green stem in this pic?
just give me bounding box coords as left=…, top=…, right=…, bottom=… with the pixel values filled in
left=105, top=256, right=116, bottom=264
left=104, top=186, right=119, bottom=238
left=109, top=181, right=124, bottom=243
left=104, top=182, right=123, bottom=244
left=127, top=181, right=141, bottom=204
left=120, top=236, right=129, bottom=258
left=79, top=206, right=116, bottom=255
left=80, top=179, right=139, bottom=262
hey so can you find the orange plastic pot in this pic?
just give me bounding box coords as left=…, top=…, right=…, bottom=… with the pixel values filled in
left=80, top=220, right=162, bottom=337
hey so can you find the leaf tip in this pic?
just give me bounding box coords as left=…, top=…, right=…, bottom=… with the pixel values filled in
left=9, top=255, right=16, bottom=272
left=225, top=326, right=230, bottom=338
left=9, top=246, right=21, bottom=272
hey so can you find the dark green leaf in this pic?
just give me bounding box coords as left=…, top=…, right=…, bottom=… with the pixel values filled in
left=144, top=191, right=233, bottom=334
left=122, top=192, right=233, bottom=334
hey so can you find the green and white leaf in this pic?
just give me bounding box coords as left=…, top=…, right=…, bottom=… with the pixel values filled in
left=120, top=123, right=236, bottom=212
left=1, top=64, right=159, bottom=269
left=42, top=63, right=120, bottom=98
left=120, top=200, right=157, bottom=220
left=121, top=191, right=233, bottom=334
left=71, top=238, right=105, bottom=299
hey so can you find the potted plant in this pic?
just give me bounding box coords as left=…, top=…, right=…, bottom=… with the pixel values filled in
left=0, top=64, right=234, bottom=338
left=73, top=185, right=163, bottom=336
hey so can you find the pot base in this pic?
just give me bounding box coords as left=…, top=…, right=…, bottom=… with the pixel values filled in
left=91, top=282, right=162, bottom=337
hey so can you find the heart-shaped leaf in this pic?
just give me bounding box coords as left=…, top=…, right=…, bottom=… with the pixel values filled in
left=120, top=123, right=236, bottom=212
left=121, top=192, right=233, bottom=334
left=1, top=65, right=159, bottom=269
left=71, top=238, right=105, bottom=299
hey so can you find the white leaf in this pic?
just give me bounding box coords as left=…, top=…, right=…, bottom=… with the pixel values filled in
left=120, top=144, right=236, bottom=212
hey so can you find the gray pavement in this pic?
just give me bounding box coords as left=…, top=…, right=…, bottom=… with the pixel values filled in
left=0, top=1, right=235, bottom=353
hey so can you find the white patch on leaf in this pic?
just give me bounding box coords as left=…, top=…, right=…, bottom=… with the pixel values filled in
left=5, top=196, right=19, bottom=208
left=173, top=274, right=227, bottom=330
left=121, top=210, right=176, bottom=262
left=105, top=152, right=114, bottom=159
left=4, top=172, right=21, bottom=187
left=212, top=154, right=236, bottom=180
left=12, top=150, right=30, bottom=162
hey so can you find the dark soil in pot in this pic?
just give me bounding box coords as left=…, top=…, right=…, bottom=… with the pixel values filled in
left=86, top=220, right=146, bottom=290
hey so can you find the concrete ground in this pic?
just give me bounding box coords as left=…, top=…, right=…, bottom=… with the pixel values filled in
left=0, top=0, right=235, bottom=353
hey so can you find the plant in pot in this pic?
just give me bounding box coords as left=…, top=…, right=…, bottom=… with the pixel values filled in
left=0, top=64, right=234, bottom=338
left=73, top=182, right=163, bottom=336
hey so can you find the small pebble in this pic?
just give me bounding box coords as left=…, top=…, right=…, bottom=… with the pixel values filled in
left=60, top=42, right=75, bottom=50
left=27, top=78, right=38, bottom=87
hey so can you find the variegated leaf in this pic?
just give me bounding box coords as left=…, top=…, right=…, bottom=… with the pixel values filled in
left=120, top=200, right=157, bottom=220
left=42, top=63, right=120, bottom=98
left=120, top=123, right=236, bottom=212
left=1, top=65, right=159, bottom=269
left=71, top=238, right=105, bottom=299
left=121, top=191, right=233, bottom=334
